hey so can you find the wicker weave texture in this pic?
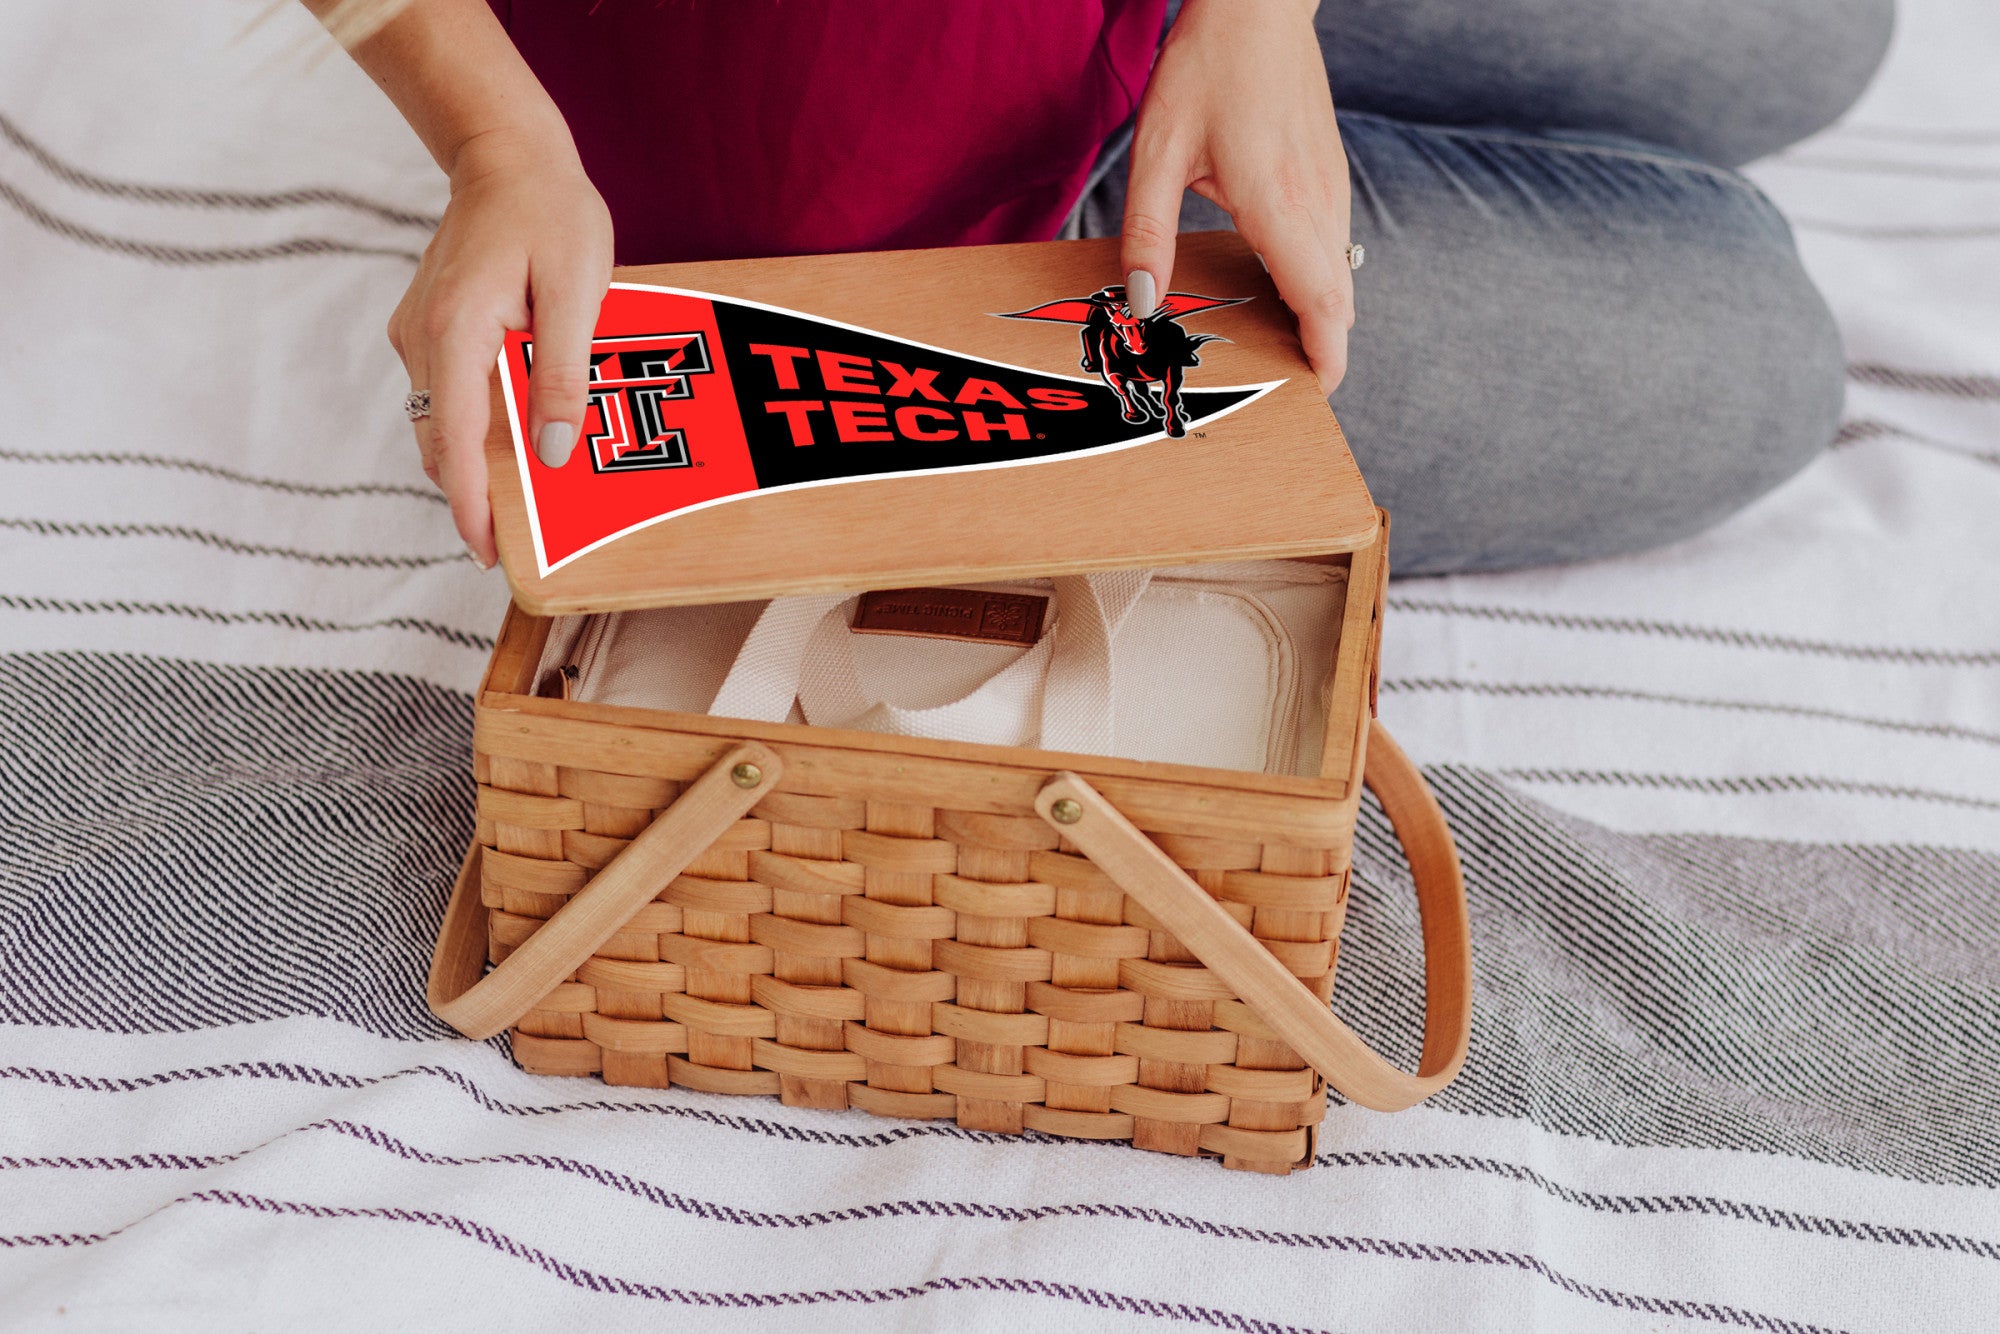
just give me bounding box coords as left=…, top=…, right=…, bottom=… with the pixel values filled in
left=476, top=753, right=1349, bottom=1175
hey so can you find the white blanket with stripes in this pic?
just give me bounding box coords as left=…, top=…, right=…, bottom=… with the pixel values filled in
left=3, top=3, right=1997, bottom=1332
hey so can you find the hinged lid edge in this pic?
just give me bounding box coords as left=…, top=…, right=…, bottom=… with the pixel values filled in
left=483, top=232, right=1376, bottom=615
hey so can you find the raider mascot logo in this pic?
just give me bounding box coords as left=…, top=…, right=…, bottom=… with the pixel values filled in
left=499, top=283, right=1280, bottom=574
left=521, top=333, right=714, bottom=474
left=997, top=285, right=1247, bottom=439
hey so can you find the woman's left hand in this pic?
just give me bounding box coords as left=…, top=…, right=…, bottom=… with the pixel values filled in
left=1120, top=0, right=1352, bottom=395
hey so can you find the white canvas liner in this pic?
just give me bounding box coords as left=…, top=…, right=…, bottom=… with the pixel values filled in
left=532, top=559, right=1350, bottom=777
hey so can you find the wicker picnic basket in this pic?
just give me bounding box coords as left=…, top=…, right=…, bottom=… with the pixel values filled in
left=427, top=233, right=1472, bottom=1175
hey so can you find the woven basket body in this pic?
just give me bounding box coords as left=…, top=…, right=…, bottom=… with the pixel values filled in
left=436, top=522, right=1466, bottom=1178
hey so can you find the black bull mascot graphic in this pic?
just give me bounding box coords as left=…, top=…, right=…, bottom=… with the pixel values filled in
left=999, top=287, right=1247, bottom=438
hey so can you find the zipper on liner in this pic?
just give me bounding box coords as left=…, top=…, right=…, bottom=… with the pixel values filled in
left=533, top=616, right=584, bottom=698
left=538, top=613, right=616, bottom=701
left=567, top=613, right=617, bottom=700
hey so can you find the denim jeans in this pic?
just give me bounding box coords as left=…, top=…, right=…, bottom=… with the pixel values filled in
left=1070, top=0, right=1895, bottom=575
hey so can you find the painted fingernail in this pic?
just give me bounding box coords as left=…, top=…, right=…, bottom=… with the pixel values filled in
left=1125, top=269, right=1157, bottom=319
left=465, top=543, right=495, bottom=570
left=536, top=421, right=577, bottom=468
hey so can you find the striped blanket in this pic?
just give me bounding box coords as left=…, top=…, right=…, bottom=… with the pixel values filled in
left=4, top=2, right=1996, bottom=1330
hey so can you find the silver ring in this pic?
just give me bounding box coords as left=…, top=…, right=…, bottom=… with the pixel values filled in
left=404, top=390, right=431, bottom=421
left=1346, top=244, right=1365, bottom=271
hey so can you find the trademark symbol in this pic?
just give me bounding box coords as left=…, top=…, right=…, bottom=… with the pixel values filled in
left=695, top=460, right=706, bottom=467
left=1192, top=431, right=1207, bottom=439
left=1035, top=432, right=1046, bottom=439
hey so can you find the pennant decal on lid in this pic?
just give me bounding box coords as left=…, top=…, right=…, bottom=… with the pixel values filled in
left=498, top=282, right=1281, bottom=574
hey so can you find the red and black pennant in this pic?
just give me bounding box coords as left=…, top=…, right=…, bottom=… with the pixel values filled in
left=499, top=284, right=1278, bottom=573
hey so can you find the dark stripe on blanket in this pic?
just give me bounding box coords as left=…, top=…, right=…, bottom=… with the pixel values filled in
left=0, top=595, right=491, bottom=651
left=1771, top=153, right=2000, bottom=180
left=0, top=177, right=422, bottom=265
left=0, top=108, right=439, bottom=229
left=0, top=515, right=462, bottom=568
left=0, top=1192, right=1339, bottom=1334
left=1834, top=419, right=2000, bottom=466
left=1848, top=362, right=2000, bottom=400
left=0, top=446, right=448, bottom=504
left=1311, top=1151, right=2000, bottom=1261
left=1794, top=219, right=2000, bottom=239
left=1387, top=598, right=2000, bottom=667
left=0, top=653, right=471, bottom=1040
left=1, top=1189, right=1849, bottom=1334
left=1380, top=677, right=2000, bottom=747
left=6, top=652, right=2000, bottom=1186
left=1496, top=767, right=2000, bottom=813
left=1346, top=766, right=2000, bottom=1185
left=1840, top=124, right=2000, bottom=145
left=12, top=1110, right=1997, bottom=1264
left=0, top=1059, right=1022, bottom=1145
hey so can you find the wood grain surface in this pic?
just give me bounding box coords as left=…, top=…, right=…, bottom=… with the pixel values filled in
left=484, top=231, right=1376, bottom=614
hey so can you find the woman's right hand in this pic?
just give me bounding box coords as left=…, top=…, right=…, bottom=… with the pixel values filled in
left=387, top=129, right=613, bottom=567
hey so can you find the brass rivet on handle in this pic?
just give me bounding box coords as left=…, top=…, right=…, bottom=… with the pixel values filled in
left=731, top=762, right=763, bottom=789
left=1049, top=798, right=1083, bottom=825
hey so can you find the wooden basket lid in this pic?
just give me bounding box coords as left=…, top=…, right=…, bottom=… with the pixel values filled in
left=484, top=231, right=1376, bottom=614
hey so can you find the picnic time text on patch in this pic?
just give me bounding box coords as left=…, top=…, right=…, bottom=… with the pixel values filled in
left=852, top=587, right=1050, bottom=646
left=496, top=283, right=1279, bottom=574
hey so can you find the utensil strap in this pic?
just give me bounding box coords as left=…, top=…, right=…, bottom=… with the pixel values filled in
left=1041, top=569, right=1149, bottom=754
left=427, top=742, right=782, bottom=1041
left=1032, top=719, right=1471, bottom=1112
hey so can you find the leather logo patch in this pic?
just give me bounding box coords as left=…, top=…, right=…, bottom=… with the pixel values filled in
left=852, top=588, right=1049, bottom=646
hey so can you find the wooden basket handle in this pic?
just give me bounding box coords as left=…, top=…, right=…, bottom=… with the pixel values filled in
left=1034, top=719, right=1471, bottom=1113
left=427, top=742, right=782, bottom=1041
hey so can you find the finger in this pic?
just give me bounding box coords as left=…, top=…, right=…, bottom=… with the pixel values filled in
left=1320, top=151, right=1357, bottom=335
left=386, top=281, right=438, bottom=482
left=524, top=261, right=606, bottom=469
left=413, top=414, right=439, bottom=489
left=1321, top=227, right=1356, bottom=361
left=1333, top=233, right=1357, bottom=337
left=1119, top=131, right=1191, bottom=317
left=428, top=316, right=501, bottom=568
left=403, top=332, right=441, bottom=488
left=387, top=283, right=414, bottom=364
left=1239, top=201, right=1351, bottom=396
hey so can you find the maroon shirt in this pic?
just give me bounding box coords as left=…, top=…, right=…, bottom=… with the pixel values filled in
left=490, top=1, right=1166, bottom=265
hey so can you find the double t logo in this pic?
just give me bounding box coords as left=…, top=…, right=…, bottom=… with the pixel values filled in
left=525, top=332, right=715, bottom=473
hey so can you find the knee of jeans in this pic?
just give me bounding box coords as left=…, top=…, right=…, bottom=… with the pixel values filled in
left=1348, top=171, right=1846, bottom=577
left=1317, top=0, right=1894, bottom=169
left=1583, top=272, right=1844, bottom=568
left=1721, top=0, right=1896, bottom=164
left=1639, top=185, right=1846, bottom=546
